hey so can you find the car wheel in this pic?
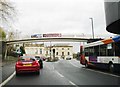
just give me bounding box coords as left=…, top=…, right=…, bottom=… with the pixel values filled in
left=40, top=64, right=43, bottom=69
left=109, top=63, right=114, bottom=73
left=85, top=61, right=89, bottom=68
left=36, top=71, right=40, bottom=75
left=16, top=72, right=19, bottom=76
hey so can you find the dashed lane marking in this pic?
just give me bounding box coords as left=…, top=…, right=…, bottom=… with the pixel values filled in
left=0, top=71, right=15, bottom=87
left=55, top=71, right=64, bottom=78
left=69, top=81, right=79, bottom=87
left=69, top=81, right=76, bottom=85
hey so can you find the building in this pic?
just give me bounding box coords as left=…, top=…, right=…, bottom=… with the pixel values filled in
left=24, top=43, right=45, bottom=56
left=45, top=45, right=73, bottom=60
left=24, top=43, right=73, bottom=60
left=104, top=0, right=120, bottom=34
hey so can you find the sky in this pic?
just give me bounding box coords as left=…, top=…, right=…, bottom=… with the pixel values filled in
left=9, top=0, right=116, bottom=53
left=11, top=0, right=115, bottom=38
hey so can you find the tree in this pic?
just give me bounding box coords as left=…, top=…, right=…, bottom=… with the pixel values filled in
left=0, top=0, right=16, bottom=23
left=7, top=31, right=15, bottom=41
left=0, top=27, right=6, bottom=40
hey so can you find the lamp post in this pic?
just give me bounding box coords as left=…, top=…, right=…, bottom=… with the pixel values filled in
left=89, top=18, right=94, bottom=39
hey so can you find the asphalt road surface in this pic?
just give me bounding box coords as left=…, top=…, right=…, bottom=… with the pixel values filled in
left=0, top=54, right=2, bottom=84
left=3, top=59, right=120, bottom=86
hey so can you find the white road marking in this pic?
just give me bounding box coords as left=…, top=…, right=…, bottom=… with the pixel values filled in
left=55, top=71, right=64, bottom=78
left=85, top=68, right=120, bottom=78
left=69, top=60, right=120, bottom=78
left=69, top=81, right=76, bottom=85
left=69, top=81, right=79, bottom=87
left=0, top=71, right=15, bottom=87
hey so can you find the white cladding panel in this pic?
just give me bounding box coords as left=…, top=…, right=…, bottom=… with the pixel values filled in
left=97, top=56, right=120, bottom=64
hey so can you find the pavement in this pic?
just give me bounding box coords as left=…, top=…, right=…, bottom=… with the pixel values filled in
left=2, top=62, right=15, bottom=82
left=0, top=56, right=17, bottom=84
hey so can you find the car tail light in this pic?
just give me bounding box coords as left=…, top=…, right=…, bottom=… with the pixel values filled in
left=32, top=61, right=39, bottom=66
left=16, top=61, right=22, bottom=65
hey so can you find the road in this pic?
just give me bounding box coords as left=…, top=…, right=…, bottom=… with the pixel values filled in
left=0, top=54, right=2, bottom=84
left=3, top=59, right=120, bottom=86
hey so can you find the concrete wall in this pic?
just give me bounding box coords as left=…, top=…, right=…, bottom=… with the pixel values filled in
left=104, top=0, right=120, bottom=34
left=105, top=1, right=120, bottom=26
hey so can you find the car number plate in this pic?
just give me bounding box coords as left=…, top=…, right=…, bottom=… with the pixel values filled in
left=23, top=64, right=32, bottom=66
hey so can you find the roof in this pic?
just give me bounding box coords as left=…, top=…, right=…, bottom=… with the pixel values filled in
left=84, top=35, right=120, bottom=48
left=24, top=43, right=44, bottom=47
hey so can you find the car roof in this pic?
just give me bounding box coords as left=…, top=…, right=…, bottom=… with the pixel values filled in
left=20, top=56, right=35, bottom=59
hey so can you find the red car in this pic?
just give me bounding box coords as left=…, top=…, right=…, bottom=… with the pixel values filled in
left=15, top=56, right=40, bottom=75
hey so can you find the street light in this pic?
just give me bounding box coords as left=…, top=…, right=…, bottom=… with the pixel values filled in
left=89, top=18, right=95, bottom=39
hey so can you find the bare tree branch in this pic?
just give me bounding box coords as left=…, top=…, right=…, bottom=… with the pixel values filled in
left=0, top=0, right=16, bottom=26
left=1, top=1, right=14, bottom=10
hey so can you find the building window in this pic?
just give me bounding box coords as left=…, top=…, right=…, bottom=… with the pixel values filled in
left=46, top=51, right=48, bottom=55
left=62, top=48, right=64, bottom=50
left=68, top=52, right=70, bottom=55
left=56, top=52, right=58, bottom=55
left=35, top=50, right=38, bottom=54
left=40, top=49, right=42, bottom=54
left=62, top=52, right=64, bottom=56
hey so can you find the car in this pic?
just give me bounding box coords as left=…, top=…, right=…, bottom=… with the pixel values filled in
left=41, top=56, right=46, bottom=61
left=66, top=57, right=71, bottom=60
left=15, top=56, right=40, bottom=75
left=35, top=56, right=43, bottom=69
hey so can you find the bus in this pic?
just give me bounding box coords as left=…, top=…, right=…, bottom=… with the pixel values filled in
left=80, top=36, right=120, bottom=73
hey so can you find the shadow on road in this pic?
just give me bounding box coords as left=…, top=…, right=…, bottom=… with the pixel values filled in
left=15, top=72, right=40, bottom=77
left=81, top=66, right=120, bottom=76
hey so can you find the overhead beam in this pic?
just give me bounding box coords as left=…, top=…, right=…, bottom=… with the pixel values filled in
left=5, top=37, right=89, bottom=44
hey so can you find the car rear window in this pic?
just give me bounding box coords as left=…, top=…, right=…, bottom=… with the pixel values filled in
left=35, top=56, right=40, bottom=58
left=19, top=56, right=36, bottom=61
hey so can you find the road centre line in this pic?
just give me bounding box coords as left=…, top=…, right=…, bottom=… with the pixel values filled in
left=0, top=71, right=15, bottom=87
left=69, top=81, right=79, bottom=87
left=55, top=71, right=64, bottom=78
left=69, top=81, right=76, bottom=85
left=55, top=70, right=78, bottom=86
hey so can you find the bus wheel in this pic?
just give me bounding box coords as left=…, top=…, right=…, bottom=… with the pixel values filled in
left=85, top=61, right=89, bottom=68
left=109, top=63, right=114, bottom=73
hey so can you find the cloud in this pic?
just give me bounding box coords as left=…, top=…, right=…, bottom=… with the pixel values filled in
left=13, top=0, right=114, bottom=37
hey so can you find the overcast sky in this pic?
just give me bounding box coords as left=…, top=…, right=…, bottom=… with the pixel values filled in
left=11, top=0, right=115, bottom=38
